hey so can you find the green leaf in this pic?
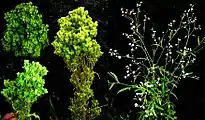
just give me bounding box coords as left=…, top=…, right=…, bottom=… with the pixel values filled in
left=117, top=87, right=131, bottom=94
left=197, top=36, right=200, bottom=45
left=157, top=98, right=162, bottom=105
left=155, top=104, right=164, bottom=111
left=190, top=52, right=196, bottom=57
left=152, top=44, right=163, bottom=49
left=108, top=82, right=115, bottom=90
left=107, top=72, right=119, bottom=83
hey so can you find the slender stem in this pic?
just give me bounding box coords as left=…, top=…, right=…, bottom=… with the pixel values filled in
left=155, top=16, right=184, bottom=65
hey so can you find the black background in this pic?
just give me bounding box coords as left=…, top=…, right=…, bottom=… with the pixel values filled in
left=0, top=0, right=205, bottom=120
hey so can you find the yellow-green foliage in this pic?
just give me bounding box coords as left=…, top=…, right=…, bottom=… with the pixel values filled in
left=52, top=7, right=102, bottom=71
left=2, top=2, right=49, bottom=58
left=52, top=7, right=103, bottom=120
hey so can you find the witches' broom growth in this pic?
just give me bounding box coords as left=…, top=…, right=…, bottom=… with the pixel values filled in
left=52, top=7, right=103, bottom=120
left=1, top=60, right=48, bottom=120
left=2, top=2, right=49, bottom=58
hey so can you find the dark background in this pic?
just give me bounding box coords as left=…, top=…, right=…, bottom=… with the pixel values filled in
left=0, top=0, right=205, bottom=120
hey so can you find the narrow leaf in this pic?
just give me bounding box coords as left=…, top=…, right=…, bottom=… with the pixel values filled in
left=117, top=87, right=131, bottom=94
left=152, top=44, right=163, bottom=49
left=170, top=92, right=178, bottom=100
left=109, top=82, right=115, bottom=90
left=197, top=36, right=200, bottom=45
left=155, top=104, right=164, bottom=111
left=107, top=72, right=119, bottom=83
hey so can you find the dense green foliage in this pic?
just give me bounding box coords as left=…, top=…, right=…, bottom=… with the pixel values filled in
left=2, top=2, right=49, bottom=58
left=1, top=60, right=48, bottom=120
left=52, top=7, right=102, bottom=71
left=52, top=7, right=103, bottom=120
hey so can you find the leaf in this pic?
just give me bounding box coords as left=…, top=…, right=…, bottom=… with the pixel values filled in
left=107, top=72, right=119, bottom=83
left=157, top=98, right=162, bottom=105
left=197, top=36, right=200, bottom=45
left=136, top=58, right=149, bottom=60
left=117, top=87, right=131, bottom=94
left=155, top=104, right=164, bottom=111
left=170, top=92, right=178, bottom=100
left=108, top=82, right=115, bottom=90
left=161, top=82, right=165, bottom=97
left=190, top=52, right=196, bottom=57
left=169, top=30, right=173, bottom=39
left=176, top=51, right=182, bottom=55
left=94, top=72, right=100, bottom=80
left=152, top=44, right=163, bottom=49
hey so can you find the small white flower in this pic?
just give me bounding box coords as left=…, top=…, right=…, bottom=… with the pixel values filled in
left=131, top=48, right=134, bottom=51
left=134, top=103, right=139, bottom=107
left=136, top=93, right=140, bottom=95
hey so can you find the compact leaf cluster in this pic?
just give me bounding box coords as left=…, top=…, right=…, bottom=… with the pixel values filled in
left=52, top=7, right=102, bottom=70
left=1, top=60, right=48, bottom=120
left=2, top=2, right=49, bottom=58
left=52, top=7, right=103, bottom=120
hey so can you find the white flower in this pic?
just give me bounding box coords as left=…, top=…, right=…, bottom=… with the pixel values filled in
left=131, top=48, right=134, bottom=51
left=134, top=103, right=139, bottom=107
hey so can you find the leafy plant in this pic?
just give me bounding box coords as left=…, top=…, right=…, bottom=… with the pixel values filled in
left=108, top=1, right=205, bottom=120
left=2, top=2, right=49, bottom=58
left=1, top=60, right=48, bottom=120
left=52, top=7, right=103, bottom=120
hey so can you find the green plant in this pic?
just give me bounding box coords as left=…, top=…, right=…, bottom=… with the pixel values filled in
left=1, top=60, right=48, bottom=120
left=107, top=2, right=205, bottom=120
left=52, top=7, right=103, bottom=120
left=2, top=2, right=49, bottom=58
